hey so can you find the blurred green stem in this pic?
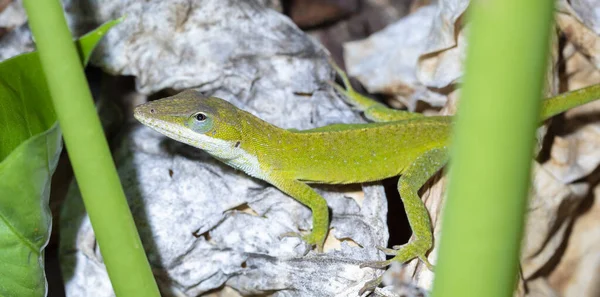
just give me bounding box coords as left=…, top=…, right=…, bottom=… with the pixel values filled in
left=432, top=1, right=554, bottom=297
left=22, top=1, right=160, bottom=296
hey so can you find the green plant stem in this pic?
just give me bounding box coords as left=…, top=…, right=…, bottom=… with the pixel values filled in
left=22, top=1, right=160, bottom=296
left=432, top=1, right=554, bottom=297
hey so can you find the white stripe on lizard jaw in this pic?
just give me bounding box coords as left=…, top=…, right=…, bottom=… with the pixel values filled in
left=140, top=117, right=268, bottom=181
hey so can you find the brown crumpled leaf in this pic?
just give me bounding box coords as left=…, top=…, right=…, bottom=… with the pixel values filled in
left=520, top=164, right=588, bottom=279
left=535, top=10, right=600, bottom=293
left=551, top=7, right=600, bottom=185
left=557, top=0, right=600, bottom=71
left=344, top=0, right=600, bottom=296
left=548, top=182, right=600, bottom=297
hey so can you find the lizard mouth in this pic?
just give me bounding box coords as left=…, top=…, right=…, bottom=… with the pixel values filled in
left=136, top=115, right=195, bottom=146
left=133, top=107, right=193, bottom=144
left=134, top=108, right=239, bottom=159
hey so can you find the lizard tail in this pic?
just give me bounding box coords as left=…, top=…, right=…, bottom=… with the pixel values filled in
left=541, top=83, right=600, bottom=121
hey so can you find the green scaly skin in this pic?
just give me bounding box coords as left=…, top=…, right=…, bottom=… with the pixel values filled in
left=133, top=63, right=600, bottom=273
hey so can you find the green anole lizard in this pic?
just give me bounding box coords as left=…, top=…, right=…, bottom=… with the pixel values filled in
left=133, top=62, right=600, bottom=270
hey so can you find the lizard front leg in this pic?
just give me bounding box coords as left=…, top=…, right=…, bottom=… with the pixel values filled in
left=270, top=176, right=330, bottom=252
left=363, top=148, right=448, bottom=269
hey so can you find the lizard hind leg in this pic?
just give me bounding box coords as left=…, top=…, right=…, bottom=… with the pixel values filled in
left=327, top=58, right=424, bottom=123
left=361, top=148, right=448, bottom=270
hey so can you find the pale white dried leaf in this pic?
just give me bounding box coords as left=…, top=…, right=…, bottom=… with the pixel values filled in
left=416, top=28, right=467, bottom=89
left=543, top=122, right=600, bottom=184
left=563, top=47, right=600, bottom=90
left=416, top=0, right=469, bottom=88
left=58, top=1, right=389, bottom=296
left=558, top=0, right=600, bottom=34
left=0, top=0, right=26, bottom=28
left=343, top=5, right=448, bottom=110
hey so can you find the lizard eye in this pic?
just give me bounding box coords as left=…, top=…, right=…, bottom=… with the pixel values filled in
left=187, top=112, right=213, bottom=134
left=194, top=113, right=207, bottom=122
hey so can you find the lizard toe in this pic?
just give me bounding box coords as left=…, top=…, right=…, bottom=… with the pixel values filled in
left=358, top=274, right=383, bottom=296
left=362, top=241, right=435, bottom=270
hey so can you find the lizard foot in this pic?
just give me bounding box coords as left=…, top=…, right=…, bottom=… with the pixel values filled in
left=360, top=242, right=435, bottom=271
left=280, top=231, right=325, bottom=252
left=326, top=57, right=365, bottom=108
left=326, top=78, right=361, bottom=109
left=358, top=274, right=383, bottom=296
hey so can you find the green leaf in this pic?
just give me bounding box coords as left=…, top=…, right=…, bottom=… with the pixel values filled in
left=0, top=18, right=121, bottom=296
left=76, top=16, right=124, bottom=65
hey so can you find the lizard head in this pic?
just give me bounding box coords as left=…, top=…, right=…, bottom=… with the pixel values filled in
left=134, top=90, right=245, bottom=157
